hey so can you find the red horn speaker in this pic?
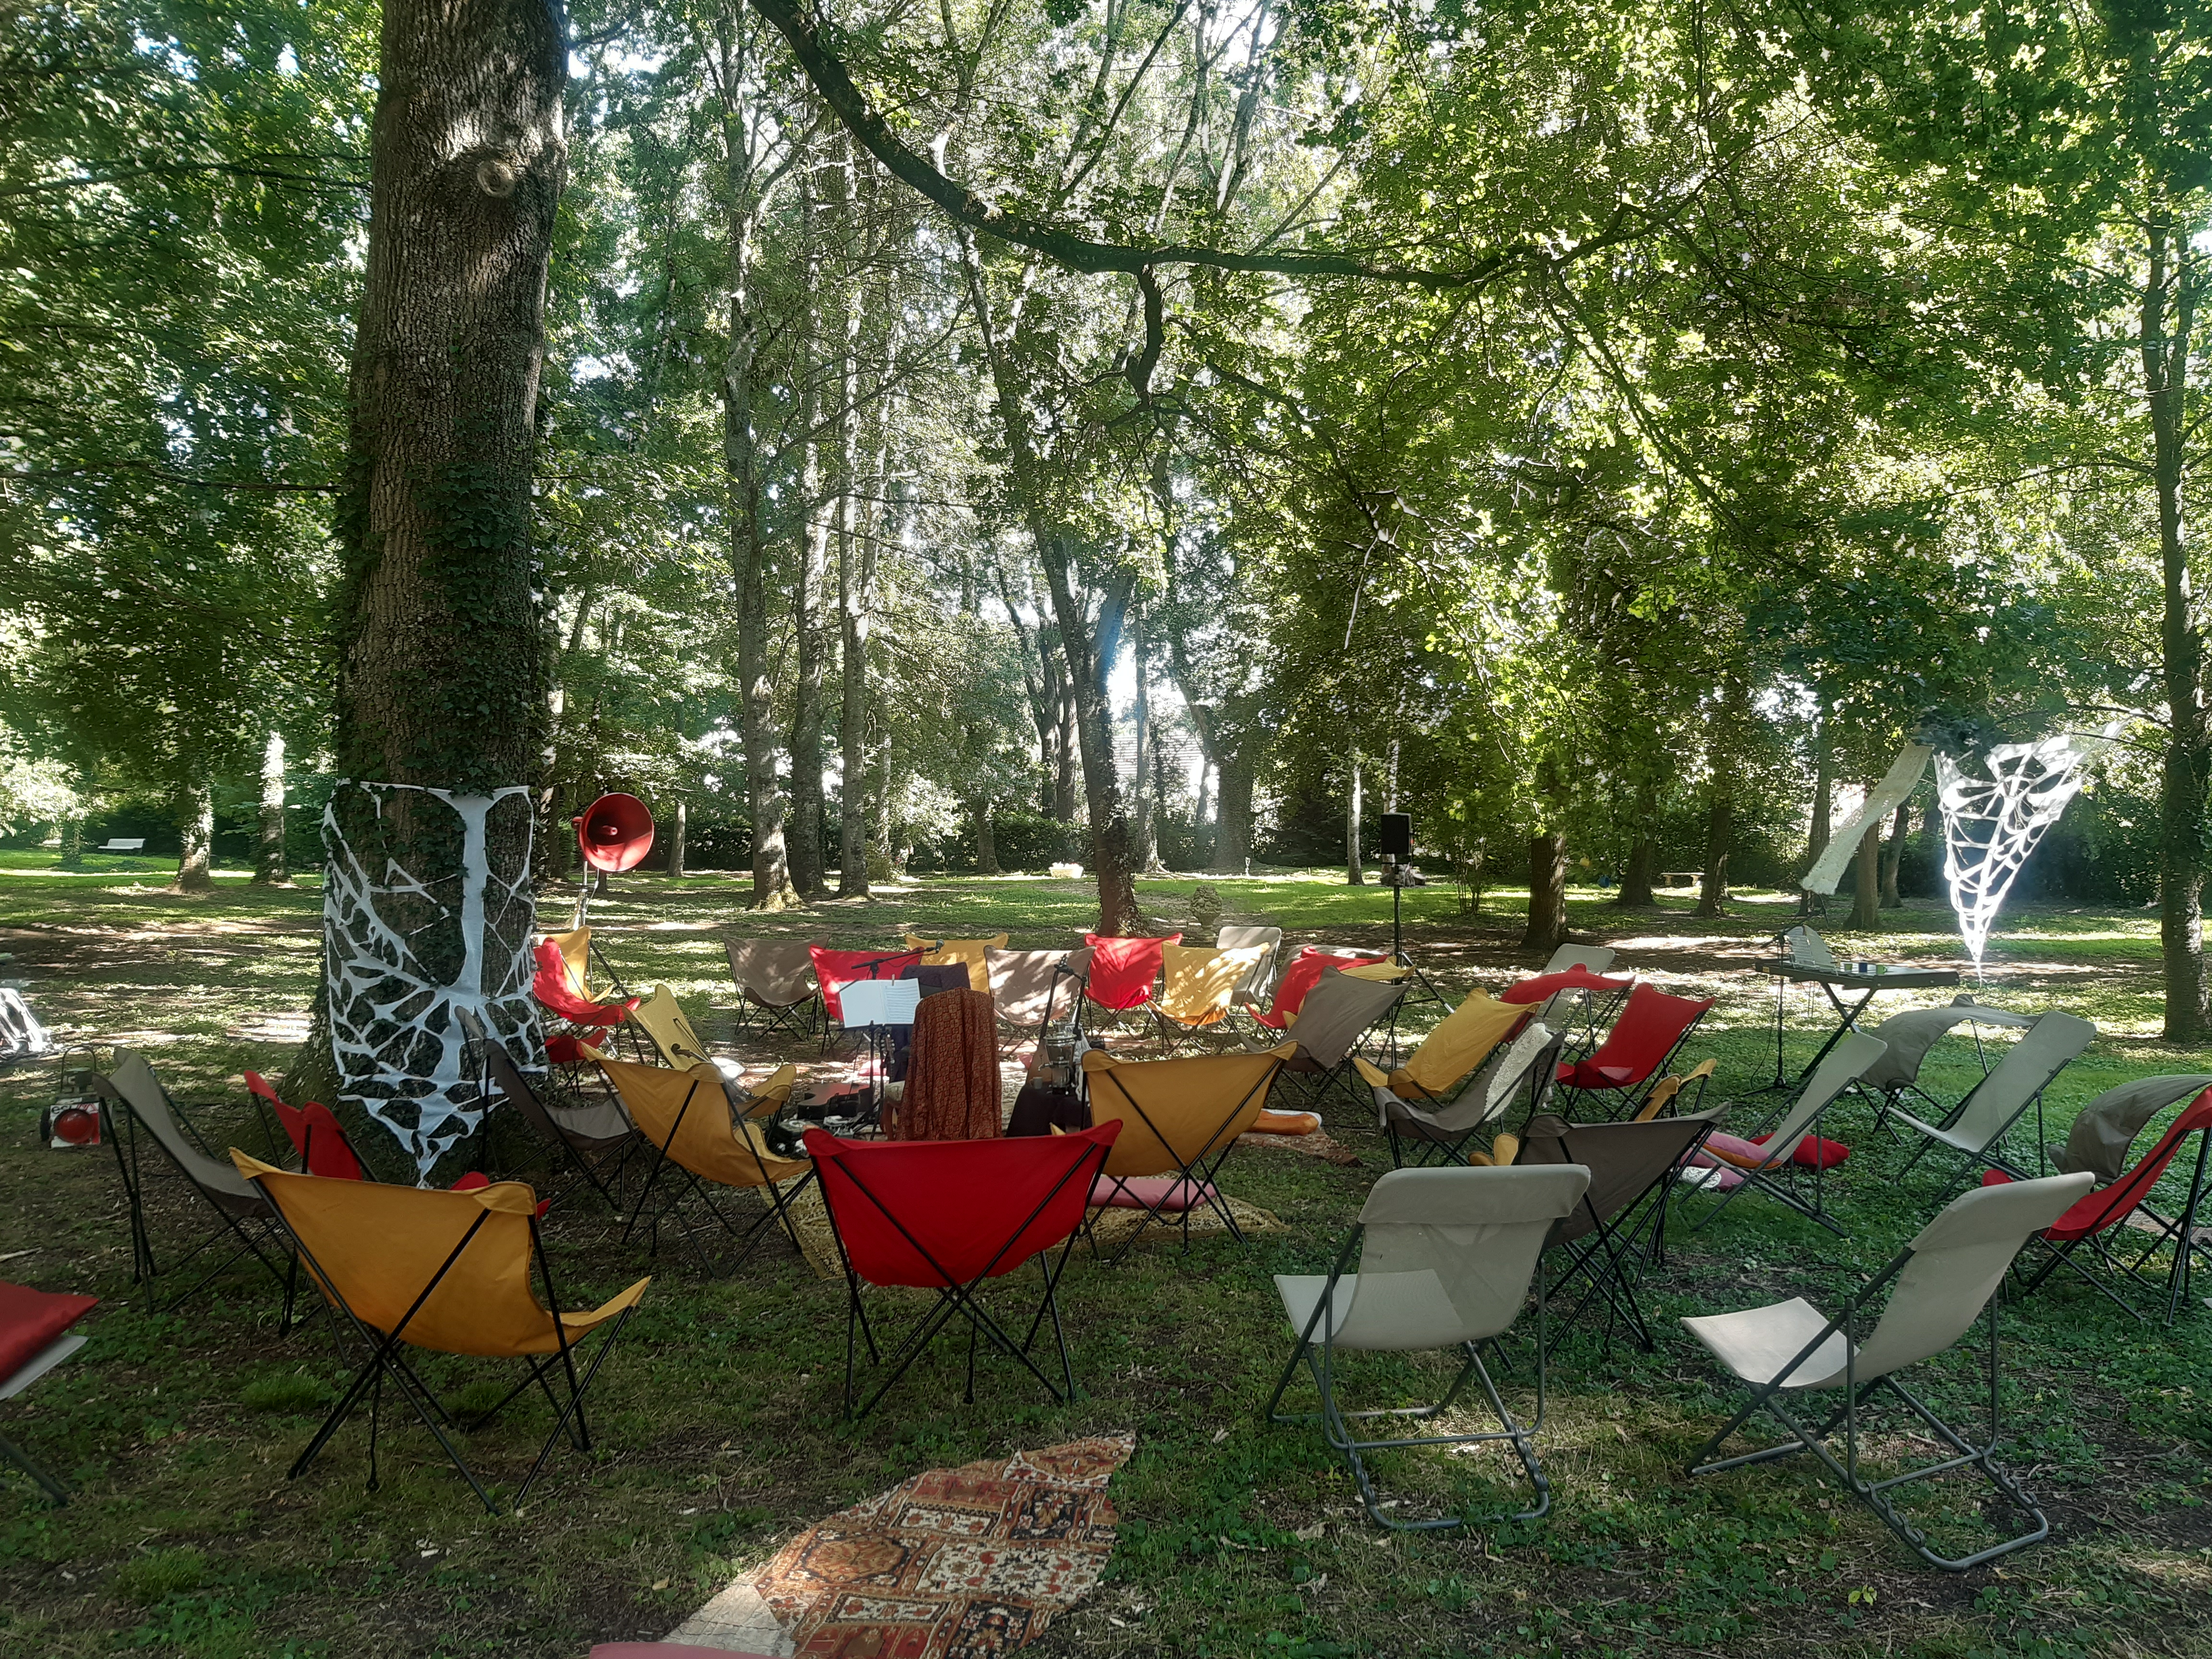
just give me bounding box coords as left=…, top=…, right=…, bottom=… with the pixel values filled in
left=576, top=793, right=656, bottom=873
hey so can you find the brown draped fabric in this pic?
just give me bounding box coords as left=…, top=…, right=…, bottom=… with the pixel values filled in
left=894, top=988, right=1002, bottom=1141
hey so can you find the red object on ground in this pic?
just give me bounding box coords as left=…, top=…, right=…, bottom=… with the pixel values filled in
left=1556, top=983, right=1713, bottom=1095
left=575, top=793, right=656, bottom=873
left=1247, top=947, right=1389, bottom=1029
left=0, top=1281, right=97, bottom=1382
left=808, top=946, right=926, bottom=1024
left=1082, top=933, right=1183, bottom=1011
left=249, top=1071, right=369, bottom=1181
left=805, top=1123, right=1122, bottom=1287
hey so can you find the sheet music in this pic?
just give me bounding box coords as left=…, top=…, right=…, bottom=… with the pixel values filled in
left=839, top=977, right=920, bottom=1027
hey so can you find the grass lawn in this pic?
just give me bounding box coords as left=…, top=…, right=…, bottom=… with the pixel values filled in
left=1, top=863, right=2208, bottom=1657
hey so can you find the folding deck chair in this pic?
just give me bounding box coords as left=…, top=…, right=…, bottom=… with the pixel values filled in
left=1554, top=983, right=1713, bottom=1118
left=244, top=1071, right=371, bottom=1181
left=986, top=946, right=1092, bottom=1045
left=723, top=938, right=818, bottom=1038
left=593, top=1054, right=810, bottom=1272
left=810, top=946, right=926, bottom=1051
left=460, top=1009, right=638, bottom=1213
left=1371, top=1021, right=1566, bottom=1167
left=1357, top=988, right=1533, bottom=1106
left=1270, top=968, right=1410, bottom=1107
left=632, top=985, right=714, bottom=1070
left=1516, top=1107, right=1725, bottom=1352
left=1082, top=1044, right=1294, bottom=1260
left=1503, top=965, right=1633, bottom=1061
left=1683, top=1033, right=1887, bottom=1236
left=1241, top=946, right=1390, bottom=1034
left=533, top=938, right=640, bottom=1058
left=1889, top=1011, right=2097, bottom=1185
left=2001, top=1085, right=2212, bottom=1323
left=1082, top=933, right=1180, bottom=1024
left=543, top=926, right=628, bottom=999
left=234, top=1152, right=649, bottom=1516
left=2049, top=1073, right=2212, bottom=1185
left=903, top=933, right=1009, bottom=994
left=90, top=1050, right=296, bottom=1317
left=1217, top=924, right=1284, bottom=1005
left=1153, top=943, right=1272, bottom=1052
left=1683, top=1172, right=2093, bottom=1570
left=0, top=1280, right=97, bottom=1503
left=804, top=1124, right=1121, bottom=1416
left=1265, top=1163, right=1591, bottom=1530
left=1860, top=998, right=2040, bottom=1132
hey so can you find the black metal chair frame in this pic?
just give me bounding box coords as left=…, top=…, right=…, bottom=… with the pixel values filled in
left=1541, top=1115, right=1719, bottom=1356
left=1, top=1333, right=89, bottom=1504
left=1384, top=1029, right=1569, bottom=1169
left=1086, top=1057, right=1284, bottom=1262
left=2012, top=1128, right=2212, bottom=1326
left=621, top=1073, right=814, bottom=1276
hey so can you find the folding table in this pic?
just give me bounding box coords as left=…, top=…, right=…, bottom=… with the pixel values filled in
left=1756, top=957, right=1958, bottom=1090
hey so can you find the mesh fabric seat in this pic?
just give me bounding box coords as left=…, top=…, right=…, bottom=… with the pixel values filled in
left=594, top=1054, right=810, bottom=1272
left=1265, top=1163, right=1591, bottom=1529
left=1370, top=1022, right=1566, bottom=1167
left=805, top=1124, right=1121, bottom=1415
left=903, top=933, right=1009, bottom=995
left=1684, top=1033, right=1887, bottom=1236
left=1503, top=964, right=1633, bottom=1058
left=1153, top=944, right=1271, bottom=1052
left=1082, top=1044, right=1293, bottom=1258
left=723, top=938, right=818, bottom=1038
left=1888, top=1011, right=2097, bottom=1184
left=1555, top=984, right=1712, bottom=1117
left=1683, top=1172, right=2092, bottom=1569
left=234, top=1152, right=649, bottom=1515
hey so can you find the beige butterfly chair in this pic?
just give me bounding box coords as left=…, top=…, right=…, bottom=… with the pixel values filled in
left=1266, top=1163, right=1592, bottom=1530
left=1683, top=1171, right=2092, bottom=1570
left=1216, top=924, right=1284, bottom=1004
left=1686, top=1033, right=1887, bottom=1237
left=1374, top=1022, right=1568, bottom=1168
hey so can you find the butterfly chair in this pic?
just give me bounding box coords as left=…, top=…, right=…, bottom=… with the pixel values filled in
left=533, top=938, right=640, bottom=1058
left=0, top=1281, right=97, bottom=1503
left=1889, top=1011, right=2097, bottom=1186
left=1515, top=1107, right=1725, bottom=1353
left=723, top=938, right=819, bottom=1039
left=632, top=985, right=715, bottom=1070
left=809, top=946, right=926, bottom=1051
left=1998, top=1087, right=2212, bottom=1324
left=1082, top=932, right=1180, bottom=1026
left=244, top=1071, right=370, bottom=1182
left=1683, top=1033, right=1887, bottom=1237
left=1554, top=984, right=1713, bottom=1119
left=805, top=1124, right=1121, bottom=1416
left=1860, top=998, right=2041, bottom=1133
left=1358, top=989, right=1533, bottom=1107
left=1082, top=1044, right=1294, bottom=1261
left=1265, top=1163, right=1592, bottom=1530
left=233, top=1152, right=649, bottom=1516
left=1240, top=946, right=1390, bottom=1034
left=594, top=1054, right=808, bottom=1272
left=1683, top=1172, right=2093, bottom=1570
left=986, top=946, right=1093, bottom=1045
left=1632, top=1058, right=1718, bottom=1122
left=1152, top=944, right=1272, bottom=1053
left=902, top=933, right=1009, bottom=995
left=1503, top=965, right=1633, bottom=1063
left=459, top=1009, right=638, bottom=1214
left=543, top=926, right=628, bottom=1000
left=1372, top=1022, right=1567, bottom=1168
left=1270, top=968, right=1410, bottom=1108
left=1217, top=925, right=1285, bottom=1004
left=90, top=1050, right=297, bottom=1317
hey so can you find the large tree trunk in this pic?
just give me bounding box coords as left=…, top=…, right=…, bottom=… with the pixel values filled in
left=174, top=777, right=214, bottom=893
left=1695, top=789, right=1731, bottom=918
left=1616, top=836, right=1657, bottom=907
left=1801, top=715, right=1832, bottom=915
left=253, top=732, right=288, bottom=886
left=788, top=477, right=830, bottom=894
left=974, top=798, right=999, bottom=875
left=1522, top=828, right=1566, bottom=953
left=2148, top=208, right=2208, bottom=1041
left=1345, top=751, right=1365, bottom=884
left=1131, top=610, right=1158, bottom=874
left=302, top=0, right=565, bottom=1165
left=1878, top=800, right=1908, bottom=908
left=1211, top=749, right=1254, bottom=873
left=1850, top=821, right=1881, bottom=930
left=1051, top=664, right=1078, bottom=821
left=1034, top=531, right=1139, bottom=931
left=666, top=797, right=687, bottom=878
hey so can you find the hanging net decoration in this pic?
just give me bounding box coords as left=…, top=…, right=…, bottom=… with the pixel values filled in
left=1935, top=734, right=2106, bottom=966
left=323, top=781, right=541, bottom=1176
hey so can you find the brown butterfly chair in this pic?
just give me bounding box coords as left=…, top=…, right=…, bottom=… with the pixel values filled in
left=986, top=946, right=1094, bottom=1044
left=592, top=1053, right=809, bottom=1273
left=233, top=1151, right=649, bottom=1516
left=723, top=938, right=819, bottom=1039
left=460, top=1009, right=638, bottom=1214
left=1081, top=1044, right=1295, bottom=1261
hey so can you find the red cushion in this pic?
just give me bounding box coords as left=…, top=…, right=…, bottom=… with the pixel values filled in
left=0, top=1281, right=97, bottom=1383
left=1749, top=1131, right=1851, bottom=1169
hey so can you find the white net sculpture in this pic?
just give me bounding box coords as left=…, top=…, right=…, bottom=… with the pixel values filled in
left=1936, top=734, right=2104, bottom=966
left=324, top=781, right=540, bottom=1176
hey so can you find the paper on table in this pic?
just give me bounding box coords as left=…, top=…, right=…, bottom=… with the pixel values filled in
left=838, top=977, right=920, bottom=1027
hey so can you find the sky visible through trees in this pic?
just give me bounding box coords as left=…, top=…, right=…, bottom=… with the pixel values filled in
left=0, top=0, right=2206, bottom=1032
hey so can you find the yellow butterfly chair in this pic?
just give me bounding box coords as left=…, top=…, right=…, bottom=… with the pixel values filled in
left=1354, top=989, right=1533, bottom=1102
left=231, top=1151, right=649, bottom=1515
left=904, top=933, right=1010, bottom=995
left=1152, top=944, right=1272, bottom=1053
left=632, top=984, right=713, bottom=1070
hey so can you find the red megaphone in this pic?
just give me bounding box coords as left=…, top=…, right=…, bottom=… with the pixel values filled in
left=575, top=793, right=656, bottom=873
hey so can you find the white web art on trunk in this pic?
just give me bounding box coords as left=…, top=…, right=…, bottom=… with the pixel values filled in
left=324, top=781, right=540, bottom=1176
left=1936, top=734, right=2105, bottom=966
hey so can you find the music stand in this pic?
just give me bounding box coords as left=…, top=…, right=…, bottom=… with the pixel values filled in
left=837, top=977, right=920, bottom=1130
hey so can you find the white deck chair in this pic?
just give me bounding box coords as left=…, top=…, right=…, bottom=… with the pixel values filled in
left=1217, top=925, right=1283, bottom=1005
left=1375, top=1022, right=1567, bottom=1167
left=1861, top=997, right=2039, bottom=1130
left=1264, top=1163, right=1590, bottom=1530
left=1532, top=944, right=1622, bottom=1052
left=1540, top=944, right=1616, bottom=976
left=1889, top=1011, right=2096, bottom=1184
left=1683, top=1171, right=2092, bottom=1570
left=1686, top=1032, right=1887, bottom=1236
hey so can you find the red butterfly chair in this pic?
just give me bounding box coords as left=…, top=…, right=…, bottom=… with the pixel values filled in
left=532, top=938, right=638, bottom=1055
left=244, top=1072, right=546, bottom=1213
left=808, top=946, right=926, bottom=1052
left=1995, top=1090, right=2212, bottom=1323
left=805, top=1122, right=1121, bottom=1416
left=1244, top=947, right=1389, bottom=1032
left=1081, top=933, right=1181, bottom=1023
left=1554, top=983, right=1713, bottom=1118
left=1502, top=965, right=1633, bottom=1060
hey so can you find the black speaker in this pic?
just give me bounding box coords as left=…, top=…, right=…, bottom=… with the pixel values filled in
left=1378, top=812, right=1413, bottom=858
